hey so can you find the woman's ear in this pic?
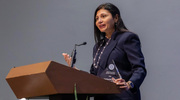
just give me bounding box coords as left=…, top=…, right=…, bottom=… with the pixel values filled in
left=114, top=14, right=119, bottom=23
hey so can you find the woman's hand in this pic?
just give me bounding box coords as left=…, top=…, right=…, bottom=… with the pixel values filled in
left=62, top=53, right=79, bottom=70
left=62, top=53, right=72, bottom=67
left=112, top=78, right=130, bottom=90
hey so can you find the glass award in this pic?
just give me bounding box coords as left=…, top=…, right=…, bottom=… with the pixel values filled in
left=99, top=60, right=122, bottom=82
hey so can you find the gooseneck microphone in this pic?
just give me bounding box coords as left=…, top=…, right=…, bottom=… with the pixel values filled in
left=70, top=42, right=87, bottom=68
left=75, top=42, right=87, bottom=46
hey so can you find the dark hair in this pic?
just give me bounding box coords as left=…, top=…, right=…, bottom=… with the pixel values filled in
left=94, top=3, right=128, bottom=44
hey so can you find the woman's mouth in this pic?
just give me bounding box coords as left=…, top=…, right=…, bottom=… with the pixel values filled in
left=99, top=24, right=106, bottom=29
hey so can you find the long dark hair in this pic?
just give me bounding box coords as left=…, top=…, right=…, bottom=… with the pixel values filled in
left=94, top=3, right=128, bottom=44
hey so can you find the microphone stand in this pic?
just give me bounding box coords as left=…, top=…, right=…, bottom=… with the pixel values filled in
left=70, top=44, right=77, bottom=68
left=70, top=42, right=87, bottom=68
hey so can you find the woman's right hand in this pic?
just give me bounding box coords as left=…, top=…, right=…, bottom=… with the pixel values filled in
left=62, top=53, right=79, bottom=70
left=62, top=53, right=72, bottom=67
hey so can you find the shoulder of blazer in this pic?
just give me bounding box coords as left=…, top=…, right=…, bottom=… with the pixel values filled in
left=114, top=31, right=139, bottom=43
left=112, top=31, right=139, bottom=51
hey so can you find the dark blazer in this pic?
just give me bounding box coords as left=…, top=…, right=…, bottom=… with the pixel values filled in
left=90, top=31, right=147, bottom=100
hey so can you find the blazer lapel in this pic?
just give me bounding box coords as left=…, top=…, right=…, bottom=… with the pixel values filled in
left=99, top=39, right=117, bottom=70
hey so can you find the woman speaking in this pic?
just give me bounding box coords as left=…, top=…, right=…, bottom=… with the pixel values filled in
left=63, top=3, right=146, bottom=100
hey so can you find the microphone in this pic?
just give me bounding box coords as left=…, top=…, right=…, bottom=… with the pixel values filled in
left=70, top=42, right=87, bottom=68
left=75, top=42, right=87, bottom=46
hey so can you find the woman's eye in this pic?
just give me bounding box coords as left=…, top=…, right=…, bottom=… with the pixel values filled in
left=102, top=15, right=106, bottom=18
left=96, top=17, right=99, bottom=21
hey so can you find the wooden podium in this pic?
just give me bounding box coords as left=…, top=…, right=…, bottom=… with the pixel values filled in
left=6, top=61, right=122, bottom=100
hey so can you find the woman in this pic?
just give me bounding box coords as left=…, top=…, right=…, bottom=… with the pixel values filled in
left=63, top=3, right=146, bottom=100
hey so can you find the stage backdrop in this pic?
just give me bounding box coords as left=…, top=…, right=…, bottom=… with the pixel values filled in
left=1, top=0, right=180, bottom=100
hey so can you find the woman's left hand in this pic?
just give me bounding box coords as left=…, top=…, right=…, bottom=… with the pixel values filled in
left=112, top=78, right=130, bottom=90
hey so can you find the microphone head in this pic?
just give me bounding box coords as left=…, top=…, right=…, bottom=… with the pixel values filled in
left=82, top=42, right=87, bottom=45
left=76, top=42, right=87, bottom=46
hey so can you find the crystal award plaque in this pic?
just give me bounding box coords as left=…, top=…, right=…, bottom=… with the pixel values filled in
left=99, top=60, right=122, bottom=82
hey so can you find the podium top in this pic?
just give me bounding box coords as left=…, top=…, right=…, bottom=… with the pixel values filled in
left=6, top=61, right=121, bottom=99
left=6, top=61, right=51, bottom=78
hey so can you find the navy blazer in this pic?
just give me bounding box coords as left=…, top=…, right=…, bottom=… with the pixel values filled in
left=90, top=31, right=147, bottom=100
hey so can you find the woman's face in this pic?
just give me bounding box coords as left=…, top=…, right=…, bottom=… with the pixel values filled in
left=95, top=9, right=117, bottom=35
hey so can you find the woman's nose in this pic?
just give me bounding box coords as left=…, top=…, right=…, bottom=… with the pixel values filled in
left=97, top=18, right=103, bottom=23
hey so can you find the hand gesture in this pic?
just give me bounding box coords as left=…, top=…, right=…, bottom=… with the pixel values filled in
left=62, top=53, right=72, bottom=67
left=62, top=53, right=79, bottom=70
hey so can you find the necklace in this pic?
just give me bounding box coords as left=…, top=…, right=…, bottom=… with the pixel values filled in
left=93, top=38, right=111, bottom=68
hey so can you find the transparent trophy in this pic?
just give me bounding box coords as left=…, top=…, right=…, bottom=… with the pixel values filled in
left=99, top=60, right=122, bottom=82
